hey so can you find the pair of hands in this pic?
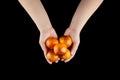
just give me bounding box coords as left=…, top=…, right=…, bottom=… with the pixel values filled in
left=18, top=0, right=103, bottom=64
left=39, top=27, right=80, bottom=64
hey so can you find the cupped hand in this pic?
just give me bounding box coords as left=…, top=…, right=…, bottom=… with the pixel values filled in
left=39, top=27, right=58, bottom=64
left=64, top=27, right=80, bottom=62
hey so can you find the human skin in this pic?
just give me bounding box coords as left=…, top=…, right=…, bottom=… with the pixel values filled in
left=18, top=0, right=57, bottom=64
left=18, top=0, right=103, bottom=64
left=64, top=0, right=104, bottom=62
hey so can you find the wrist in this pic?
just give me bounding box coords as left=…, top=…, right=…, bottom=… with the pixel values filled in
left=38, top=25, right=53, bottom=33
left=68, top=26, right=81, bottom=34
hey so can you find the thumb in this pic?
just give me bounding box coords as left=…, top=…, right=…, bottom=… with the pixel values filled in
left=64, top=42, right=78, bottom=63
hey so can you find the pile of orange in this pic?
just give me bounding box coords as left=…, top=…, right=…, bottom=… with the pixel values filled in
left=45, top=36, right=73, bottom=63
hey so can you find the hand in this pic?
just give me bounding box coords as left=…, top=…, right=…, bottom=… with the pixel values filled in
left=39, top=27, right=58, bottom=64
left=64, top=27, right=80, bottom=62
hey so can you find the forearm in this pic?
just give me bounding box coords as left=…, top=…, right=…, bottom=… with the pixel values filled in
left=69, top=0, right=103, bottom=34
left=18, top=0, right=52, bottom=32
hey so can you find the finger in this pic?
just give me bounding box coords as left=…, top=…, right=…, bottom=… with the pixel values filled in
left=44, top=53, right=52, bottom=64
left=64, top=42, right=78, bottom=63
left=42, top=46, right=53, bottom=64
left=55, top=58, right=60, bottom=63
left=40, top=41, right=52, bottom=64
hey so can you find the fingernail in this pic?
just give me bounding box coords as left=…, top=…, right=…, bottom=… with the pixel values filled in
left=64, top=60, right=69, bottom=63
left=61, top=59, right=64, bottom=61
left=55, top=60, right=59, bottom=63
left=49, top=62, right=52, bottom=64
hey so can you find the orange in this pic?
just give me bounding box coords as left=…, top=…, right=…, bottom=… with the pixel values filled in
left=53, top=43, right=68, bottom=56
left=59, top=36, right=73, bottom=48
left=46, top=50, right=59, bottom=62
left=61, top=49, right=71, bottom=60
left=45, top=37, right=59, bottom=49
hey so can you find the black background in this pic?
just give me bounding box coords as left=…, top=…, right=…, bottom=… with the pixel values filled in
left=1, top=0, right=118, bottom=76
